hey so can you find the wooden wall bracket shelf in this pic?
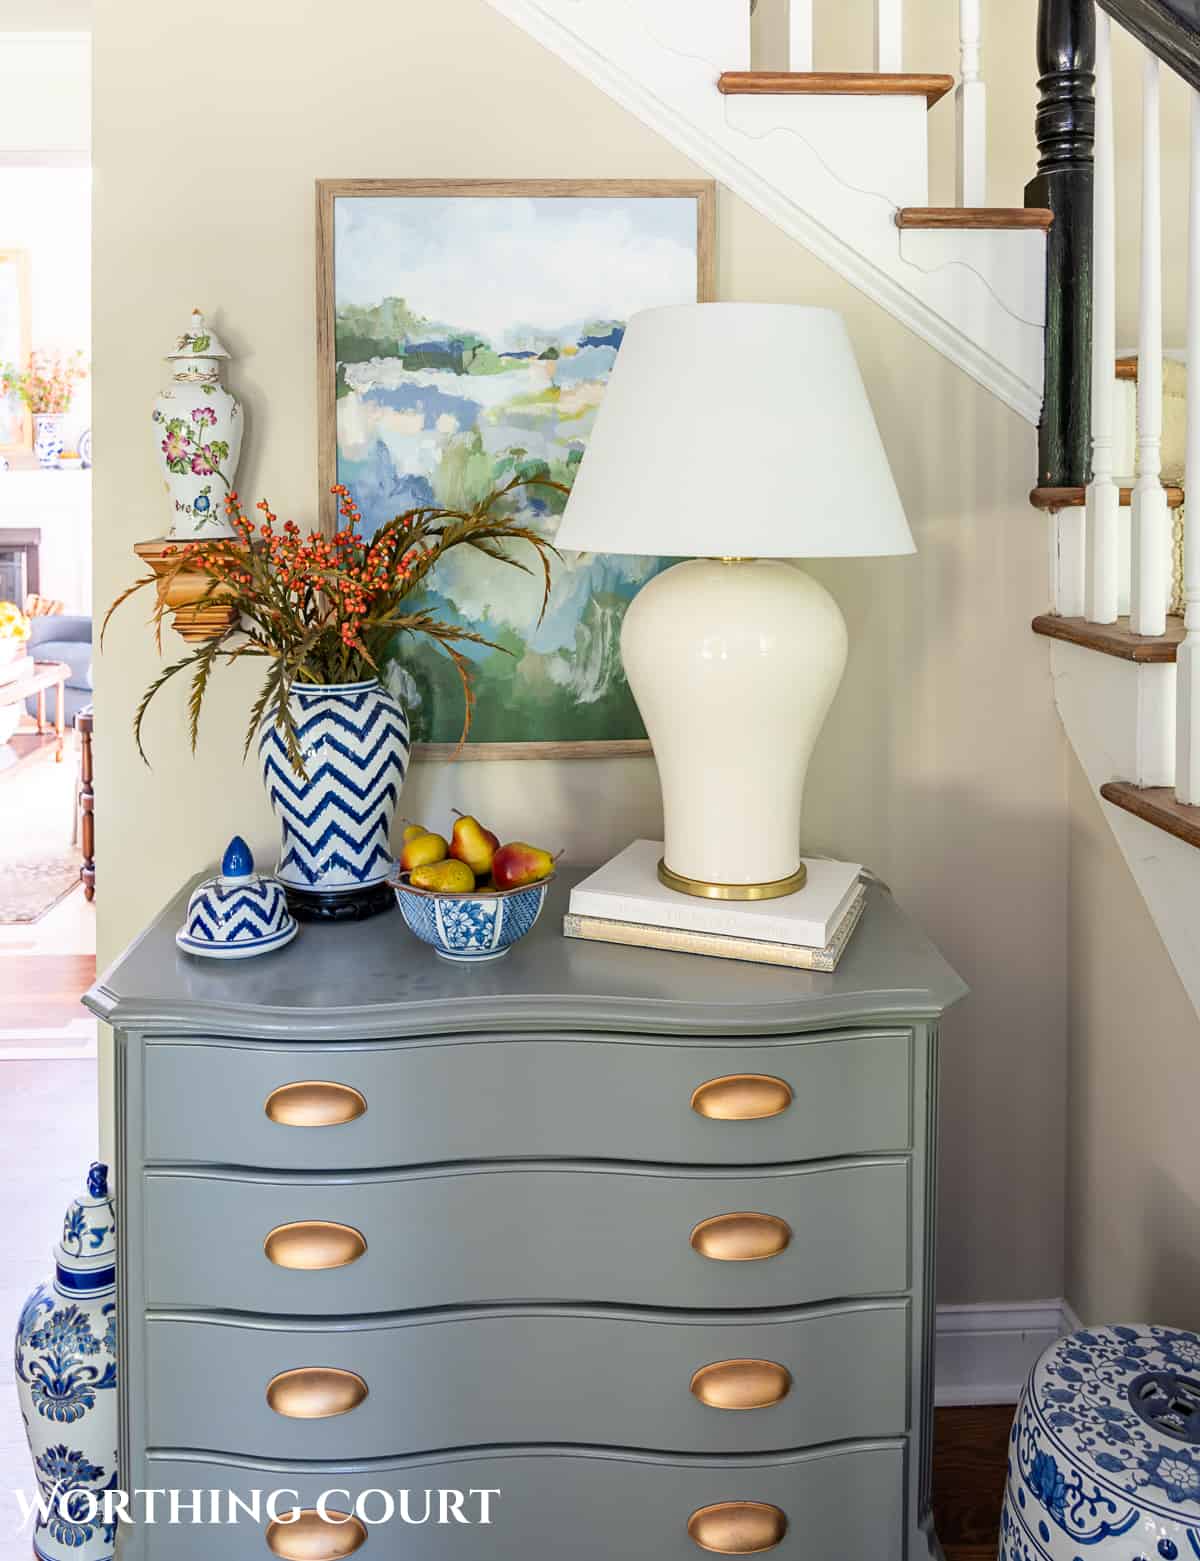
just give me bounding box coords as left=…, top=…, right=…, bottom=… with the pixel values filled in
left=132, top=538, right=242, bottom=644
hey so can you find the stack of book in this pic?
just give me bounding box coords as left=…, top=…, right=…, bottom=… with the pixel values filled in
left=564, top=840, right=866, bottom=971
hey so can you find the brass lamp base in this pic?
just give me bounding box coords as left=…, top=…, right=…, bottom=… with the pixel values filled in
left=657, top=858, right=808, bottom=902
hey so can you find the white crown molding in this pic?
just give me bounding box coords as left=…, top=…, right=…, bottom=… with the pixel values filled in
left=935, top=1300, right=1071, bottom=1406
left=482, top=0, right=1044, bottom=424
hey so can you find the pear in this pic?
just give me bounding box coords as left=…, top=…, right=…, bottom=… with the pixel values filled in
left=491, top=841, right=559, bottom=891
left=400, top=831, right=448, bottom=872
left=410, top=858, right=475, bottom=894
left=449, top=809, right=499, bottom=877
left=400, top=821, right=427, bottom=846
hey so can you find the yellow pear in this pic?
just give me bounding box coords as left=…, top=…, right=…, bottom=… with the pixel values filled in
left=449, top=809, right=499, bottom=876
left=400, top=831, right=448, bottom=872
left=400, top=822, right=427, bottom=845
left=410, top=858, right=475, bottom=894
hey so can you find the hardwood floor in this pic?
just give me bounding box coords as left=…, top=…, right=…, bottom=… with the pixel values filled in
left=0, top=951, right=96, bottom=1028
left=934, top=1404, right=1014, bottom=1560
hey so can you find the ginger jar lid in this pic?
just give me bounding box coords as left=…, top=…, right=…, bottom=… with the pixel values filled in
left=176, top=836, right=298, bottom=960
left=167, top=308, right=231, bottom=364
left=55, top=1162, right=116, bottom=1294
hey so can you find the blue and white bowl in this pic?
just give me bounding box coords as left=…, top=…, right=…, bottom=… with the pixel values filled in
left=176, top=836, right=298, bottom=960
left=389, top=872, right=554, bottom=963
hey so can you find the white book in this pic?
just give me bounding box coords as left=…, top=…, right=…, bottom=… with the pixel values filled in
left=568, top=840, right=863, bottom=948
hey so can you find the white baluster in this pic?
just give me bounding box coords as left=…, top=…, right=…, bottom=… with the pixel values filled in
left=1130, top=48, right=1170, bottom=635
left=874, top=0, right=902, bottom=72
left=788, top=0, right=813, bottom=71
left=1175, top=88, right=1200, bottom=802
left=1085, top=9, right=1119, bottom=624
left=956, top=0, right=986, bottom=206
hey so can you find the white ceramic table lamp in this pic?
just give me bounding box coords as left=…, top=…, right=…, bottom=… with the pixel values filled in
left=554, top=303, right=914, bottom=901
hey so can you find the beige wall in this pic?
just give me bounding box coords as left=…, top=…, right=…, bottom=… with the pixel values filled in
left=94, top=0, right=1068, bottom=1302
left=1066, top=754, right=1200, bottom=1325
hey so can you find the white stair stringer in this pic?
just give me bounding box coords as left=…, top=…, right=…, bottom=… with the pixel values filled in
left=1049, top=639, right=1200, bottom=1019
left=483, top=0, right=1046, bottom=422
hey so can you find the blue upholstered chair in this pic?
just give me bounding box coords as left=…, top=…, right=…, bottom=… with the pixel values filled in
left=25, top=614, right=93, bottom=725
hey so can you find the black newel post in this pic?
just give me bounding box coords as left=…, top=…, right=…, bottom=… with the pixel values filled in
left=1026, top=0, right=1096, bottom=488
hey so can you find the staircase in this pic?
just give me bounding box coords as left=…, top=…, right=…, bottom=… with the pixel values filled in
left=482, top=0, right=1049, bottom=420
left=484, top=0, right=1200, bottom=1012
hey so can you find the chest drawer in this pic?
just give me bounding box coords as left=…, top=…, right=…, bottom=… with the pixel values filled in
left=142, top=1029, right=912, bottom=1170
left=145, top=1300, right=909, bottom=1460
left=143, top=1443, right=905, bottom=1560
left=143, top=1159, right=910, bottom=1314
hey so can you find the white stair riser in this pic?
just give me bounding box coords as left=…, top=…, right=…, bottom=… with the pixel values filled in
left=1050, top=640, right=1174, bottom=788
left=897, top=227, right=1047, bottom=334
left=724, top=94, right=930, bottom=210
left=1050, top=639, right=1200, bottom=1021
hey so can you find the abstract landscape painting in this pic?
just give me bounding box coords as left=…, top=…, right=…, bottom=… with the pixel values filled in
left=317, top=180, right=714, bottom=755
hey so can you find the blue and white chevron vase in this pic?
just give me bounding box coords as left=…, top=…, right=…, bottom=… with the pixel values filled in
left=258, top=679, right=410, bottom=900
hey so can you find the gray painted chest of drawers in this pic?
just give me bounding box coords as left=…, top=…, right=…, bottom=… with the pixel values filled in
left=86, top=872, right=965, bottom=1561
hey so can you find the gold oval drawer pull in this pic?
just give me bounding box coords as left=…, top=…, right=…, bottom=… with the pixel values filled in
left=266, top=1508, right=366, bottom=1559
left=265, top=1081, right=367, bottom=1128
left=690, top=1358, right=791, bottom=1410
left=264, top=1221, right=367, bottom=1271
left=689, top=1212, right=791, bottom=1262
left=690, top=1074, right=792, bottom=1122
left=688, top=1501, right=788, bottom=1554
left=267, top=1367, right=369, bottom=1420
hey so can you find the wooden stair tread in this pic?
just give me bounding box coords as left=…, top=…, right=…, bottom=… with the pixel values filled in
left=897, top=207, right=1054, bottom=230
left=1100, top=782, right=1200, bottom=850
left=1030, top=483, right=1185, bottom=511
left=1031, top=613, right=1183, bottom=662
left=717, top=71, right=954, bottom=107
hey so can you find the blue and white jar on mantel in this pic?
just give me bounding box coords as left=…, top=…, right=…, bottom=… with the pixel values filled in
left=258, top=678, right=411, bottom=921
left=15, top=1163, right=117, bottom=1561
left=33, top=414, right=65, bottom=469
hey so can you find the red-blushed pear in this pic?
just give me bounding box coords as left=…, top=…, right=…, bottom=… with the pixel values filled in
left=400, top=831, right=448, bottom=872
left=491, top=842, right=561, bottom=891
left=410, top=858, right=475, bottom=894
left=449, top=809, right=499, bottom=877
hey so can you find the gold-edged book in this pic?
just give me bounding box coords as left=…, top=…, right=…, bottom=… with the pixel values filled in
left=563, top=883, right=867, bottom=971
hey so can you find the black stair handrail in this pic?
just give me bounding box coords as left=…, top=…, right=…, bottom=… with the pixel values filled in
left=1098, top=0, right=1200, bottom=92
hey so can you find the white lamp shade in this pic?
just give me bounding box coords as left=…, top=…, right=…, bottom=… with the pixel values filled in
left=554, top=303, right=913, bottom=558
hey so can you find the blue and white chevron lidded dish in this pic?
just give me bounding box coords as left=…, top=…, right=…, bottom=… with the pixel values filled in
left=175, top=836, right=298, bottom=959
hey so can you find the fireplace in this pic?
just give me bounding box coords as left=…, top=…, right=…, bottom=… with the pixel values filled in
left=0, top=529, right=40, bottom=606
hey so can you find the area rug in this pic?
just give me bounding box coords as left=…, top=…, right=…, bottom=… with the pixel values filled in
left=0, top=857, right=82, bottom=922
left=0, top=731, right=81, bottom=922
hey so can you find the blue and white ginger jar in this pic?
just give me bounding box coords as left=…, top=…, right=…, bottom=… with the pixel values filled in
left=259, top=679, right=410, bottom=915
left=176, top=835, right=297, bottom=958
left=15, top=1163, right=118, bottom=1561
left=1001, top=1324, right=1200, bottom=1561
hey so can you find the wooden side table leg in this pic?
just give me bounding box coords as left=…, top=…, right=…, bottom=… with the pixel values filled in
left=78, top=709, right=95, bottom=901
left=55, top=677, right=64, bottom=761
left=36, top=686, right=45, bottom=734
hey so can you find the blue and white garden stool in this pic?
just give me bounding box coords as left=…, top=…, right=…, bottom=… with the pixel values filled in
left=1001, top=1325, right=1200, bottom=1560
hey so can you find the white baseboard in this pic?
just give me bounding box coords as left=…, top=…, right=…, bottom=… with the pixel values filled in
left=935, top=1300, right=1073, bottom=1406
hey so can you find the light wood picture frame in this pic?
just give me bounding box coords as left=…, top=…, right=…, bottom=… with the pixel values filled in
left=316, top=178, right=715, bottom=761
left=0, top=249, right=32, bottom=454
